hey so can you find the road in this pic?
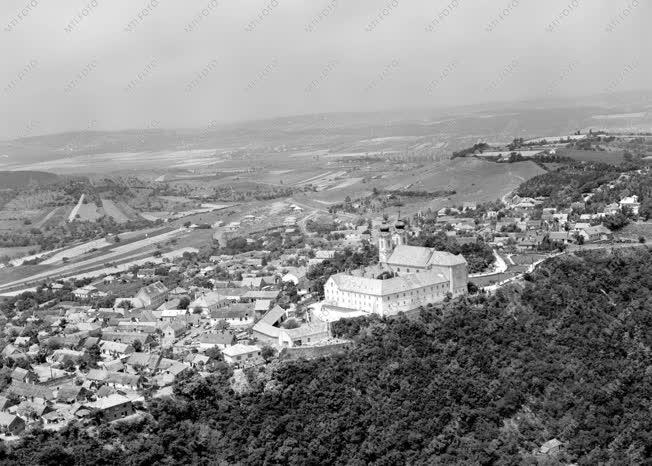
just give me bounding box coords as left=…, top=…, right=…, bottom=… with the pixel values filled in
left=469, top=249, right=507, bottom=278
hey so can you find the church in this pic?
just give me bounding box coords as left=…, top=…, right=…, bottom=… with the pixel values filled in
left=322, top=221, right=468, bottom=317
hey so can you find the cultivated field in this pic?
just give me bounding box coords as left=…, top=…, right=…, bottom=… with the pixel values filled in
left=559, top=148, right=626, bottom=164
left=74, top=202, right=102, bottom=221
left=100, top=198, right=130, bottom=223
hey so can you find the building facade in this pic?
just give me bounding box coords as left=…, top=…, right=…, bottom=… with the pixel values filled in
left=323, top=222, right=468, bottom=317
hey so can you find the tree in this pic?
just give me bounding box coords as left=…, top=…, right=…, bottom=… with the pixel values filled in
left=282, top=318, right=299, bottom=329
left=132, top=340, right=143, bottom=352
left=260, top=345, right=277, bottom=362
left=178, top=297, right=190, bottom=309
left=205, top=346, right=223, bottom=361
left=118, top=300, right=133, bottom=310
left=61, top=357, right=76, bottom=372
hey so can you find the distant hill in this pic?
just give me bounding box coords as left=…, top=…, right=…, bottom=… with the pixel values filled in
left=0, top=171, right=59, bottom=189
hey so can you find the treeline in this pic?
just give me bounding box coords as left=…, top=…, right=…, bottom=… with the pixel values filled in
left=385, top=189, right=456, bottom=198
left=1, top=248, right=649, bottom=464
left=451, top=142, right=489, bottom=158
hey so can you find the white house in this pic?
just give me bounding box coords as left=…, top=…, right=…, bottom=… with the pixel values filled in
left=619, top=195, right=640, bottom=215
left=222, top=344, right=262, bottom=365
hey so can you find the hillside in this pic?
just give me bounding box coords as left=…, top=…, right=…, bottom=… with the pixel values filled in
left=2, top=248, right=650, bottom=464
left=0, top=171, right=59, bottom=189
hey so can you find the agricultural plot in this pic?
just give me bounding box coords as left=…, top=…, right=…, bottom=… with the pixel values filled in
left=74, top=202, right=102, bottom=221
left=0, top=207, right=52, bottom=230
left=4, top=191, right=67, bottom=210
left=0, top=246, right=37, bottom=260
left=414, top=158, right=545, bottom=204
left=100, top=198, right=130, bottom=223
left=114, top=201, right=141, bottom=220
left=559, top=148, right=626, bottom=164
left=0, top=213, right=27, bottom=231
left=33, top=206, right=62, bottom=229
left=307, top=157, right=546, bottom=213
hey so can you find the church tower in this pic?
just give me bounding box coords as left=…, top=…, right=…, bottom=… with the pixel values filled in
left=378, top=223, right=393, bottom=264
left=392, top=219, right=408, bottom=247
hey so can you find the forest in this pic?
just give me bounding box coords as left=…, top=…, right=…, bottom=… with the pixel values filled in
left=0, top=247, right=650, bottom=465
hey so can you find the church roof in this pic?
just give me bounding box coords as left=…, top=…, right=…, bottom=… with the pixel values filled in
left=387, top=245, right=467, bottom=267
left=330, top=270, right=448, bottom=296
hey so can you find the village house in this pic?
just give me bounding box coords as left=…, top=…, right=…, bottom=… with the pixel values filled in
left=580, top=225, right=613, bottom=243
left=2, top=345, right=28, bottom=363
left=548, top=231, right=574, bottom=244
left=184, top=353, right=210, bottom=369
left=619, top=195, right=640, bottom=215
left=242, top=289, right=280, bottom=301
left=604, top=203, right=620, bottom=215
left=222, top=344, right=262, bottom=365
left=572, top=222, right=591, bottom=232
left=56, top=384, right=91, bottom=404
left=539, top=438, right=563, bottom=457
left=7, top=381, right=54, bottom=403
left=11, top=367, right=38, bottom=384
left=0, top=412, right=26, bottom=435
left=102, top=331, right=149, bottom=347
left=13, top=336, right=31, bottom=347
left=161, top=322, right=187, bottom=347
left=133, top=281, right=169, bottom=309
left=99, top=341, right=135, bottom=359
left=48, top=349, right=85, bottom=365
left=211, top=303, right=255, bottom=328
left=84, top=394, right=135, bottom=422
left=72, top=285, right=98, bottom=299
left=0, top=396, right=16, bottom=411
left=101, top=359, right=125, bottom=373
left=278, top=322, right=330, bottom=348
left=254, top=299, right=272, bottom=313
left=252, top=306, right=287, bottom=344
left=125, top=353, right=157, bottom=374
left=217, top=288, right=247, bottom=302
left=104, top=372, right=141, bottom=391
left=137, top=268, right=156, bottom=279
left=197, top=332, right=236, bottom=352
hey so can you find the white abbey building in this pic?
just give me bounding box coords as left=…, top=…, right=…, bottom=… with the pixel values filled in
left=322, top=221, right=467, bottom=318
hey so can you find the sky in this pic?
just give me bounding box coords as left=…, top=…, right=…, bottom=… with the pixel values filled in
left=0, top=0, right=650, bottom=139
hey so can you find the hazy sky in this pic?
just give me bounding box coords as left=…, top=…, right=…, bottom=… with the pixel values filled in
left=1, top=0, right=649, bottom=139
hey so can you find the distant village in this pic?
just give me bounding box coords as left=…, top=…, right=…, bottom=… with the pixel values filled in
left=0, top=159, right=648, bottom=438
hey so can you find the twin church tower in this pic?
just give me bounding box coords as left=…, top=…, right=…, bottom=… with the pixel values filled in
left=378, top=219, right=408, bottom=264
